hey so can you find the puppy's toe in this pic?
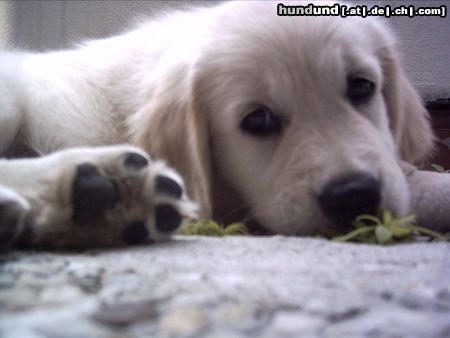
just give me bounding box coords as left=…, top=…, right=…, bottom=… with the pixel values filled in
left=155, top=204, right=183, bottom=232
left=121, top=220, right=149, bottom=245
left=155, top=175, right=183, bottom=199
left=72, top=164, right=118, bottom=225
left=123, top=152, right=149, bottom=169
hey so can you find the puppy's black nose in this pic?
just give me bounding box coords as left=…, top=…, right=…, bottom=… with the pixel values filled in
left=318, top=172, right=381, bottom=225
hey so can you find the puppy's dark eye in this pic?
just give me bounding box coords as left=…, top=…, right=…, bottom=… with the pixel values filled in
left=240, top=106, right=282, bottom=136
left=347, top=77, right=375, bottom=104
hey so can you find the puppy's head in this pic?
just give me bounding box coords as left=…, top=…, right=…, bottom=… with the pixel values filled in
left=132, top=1, right=434, bottom=235
left=191, top=1, right=433, bottom=234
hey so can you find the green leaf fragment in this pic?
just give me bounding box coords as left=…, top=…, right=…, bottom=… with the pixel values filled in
left=388, top=223, right=412, bottom=238
left=375, top=225, right=393, bottom=244
left=333, top=226, right=375, bottom=242
left=409, top=225, right=449, bottom=241
left=332, top=209, right=449, bottom=245
left=382, top=209, right=393, bottom=225
left=223, top=223, right=249, bottom=235
left=431, top=164, right=445, bottom=172
left=179, top=209, right=448, bottom=245
left=389, top=214, right=416, bottom=228
left=179, top=220, right=248, bottom=236
left=354, top=214, right=380, bottom=225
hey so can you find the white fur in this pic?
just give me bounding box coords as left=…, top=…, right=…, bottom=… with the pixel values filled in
left=0, top=1, right=448, bottom=247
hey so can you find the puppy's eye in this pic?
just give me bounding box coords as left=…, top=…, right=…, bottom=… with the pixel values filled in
left=240, top=106, right=282, bottom=136
left=347, top=77, right=375, bottom=104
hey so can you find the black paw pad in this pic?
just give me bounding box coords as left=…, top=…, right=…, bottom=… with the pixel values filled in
left=155, top=176, right=183, bottom=199
left=72, top=164, right=118, bottom=225
left=155, top=204, right=182, bottom=232
left=124, top=152, right=148, bottom=169
left=121, top=220, right=149, bottom=245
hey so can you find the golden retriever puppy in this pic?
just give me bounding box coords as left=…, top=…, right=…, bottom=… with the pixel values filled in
left=0, top=1, right=448, bottom=248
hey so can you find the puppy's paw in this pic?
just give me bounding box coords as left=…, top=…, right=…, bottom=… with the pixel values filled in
left=18, top=146, right=197, bottom=249
left=0, top=187, right=30, bottom=248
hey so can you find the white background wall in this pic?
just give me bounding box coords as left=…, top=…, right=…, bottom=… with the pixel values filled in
left=1, top=0, right=449, bottom=99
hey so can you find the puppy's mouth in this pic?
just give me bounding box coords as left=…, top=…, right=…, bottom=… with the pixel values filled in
left=244, top=217, right=354, bottom=237
left=246, top=211, right=380, bottom=238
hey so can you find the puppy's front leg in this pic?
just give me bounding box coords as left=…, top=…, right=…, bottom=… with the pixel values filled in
left=0, top=145, right=197, bottom=249
left=403, top=163, right=450, bottom=232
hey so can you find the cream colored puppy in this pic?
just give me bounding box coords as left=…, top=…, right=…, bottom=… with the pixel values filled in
left=0, top=1, right=448, bottom=248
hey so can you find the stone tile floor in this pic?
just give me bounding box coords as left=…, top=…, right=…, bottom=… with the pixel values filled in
left=0, top=236, right=449, bottom=337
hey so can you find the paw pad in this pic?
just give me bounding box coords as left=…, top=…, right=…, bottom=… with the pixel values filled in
left=124, top=152, right=148, bottom=169
left=155, top=176, right=183, bottom=199
left=72, top=164, right=118, bottom=225
left=121, top=220, right=149, bottom=245
left=155, top=204, right=182, bottom=232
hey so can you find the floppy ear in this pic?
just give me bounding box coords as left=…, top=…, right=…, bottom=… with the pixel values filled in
left=380, top=42, right=435, bottom=165
left=127, top=65, right=213, bottom=220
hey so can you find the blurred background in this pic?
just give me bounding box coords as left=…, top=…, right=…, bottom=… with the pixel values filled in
left=1, top=0, right=448, bottom=99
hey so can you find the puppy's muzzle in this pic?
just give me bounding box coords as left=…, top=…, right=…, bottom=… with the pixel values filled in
left=318, top=172, right=381, bottom=226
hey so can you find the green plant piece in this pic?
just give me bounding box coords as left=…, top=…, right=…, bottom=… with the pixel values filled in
left=375, top=225, right=393, bottom=244
left=223, top=223, right=249, bottom=235
left=431, top=164, right=450, bottom=173
left=332, top=209, right=449, bottom=244
left=179, top=210, right=448, bottom=244
left=331, top=226, right=374, bottom=242
left=179, top=220, right=248, bottom=236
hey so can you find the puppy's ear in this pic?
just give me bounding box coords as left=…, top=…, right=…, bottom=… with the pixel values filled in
left=380, top=38, right=434, bottom=165
left=127, top=65, right=212, bottom=220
